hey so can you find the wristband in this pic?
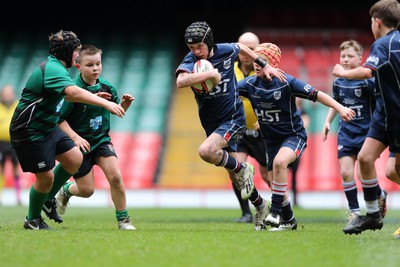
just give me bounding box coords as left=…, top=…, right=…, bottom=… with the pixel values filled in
left=255, top=57, right=268, bottom=68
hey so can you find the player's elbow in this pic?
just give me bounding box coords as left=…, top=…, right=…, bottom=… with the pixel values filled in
left=64, top=86, right=80, bottom=101
left=176, top=72, right=190, bottom=89
left=176, top=78, right=187, bottom=89
left=364, top=68, right=374, bottom=79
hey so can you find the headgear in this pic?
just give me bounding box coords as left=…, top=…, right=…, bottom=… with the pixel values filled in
left=254, top=43, right=281, bottom=68
left=184, top=21, right=214, bottom=54
left=49, top=30, right=81, bottom=68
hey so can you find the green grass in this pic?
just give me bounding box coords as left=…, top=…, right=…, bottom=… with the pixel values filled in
left=1, top=206, right=399, bottom=267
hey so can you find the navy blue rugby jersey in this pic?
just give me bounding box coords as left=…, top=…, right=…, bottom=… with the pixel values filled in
left=237, top=74, right=316, bottom=147
left=175, top=43, right=245, bottom=132
left=364, top=29, right=400, bottom=132
left=332, top=77, right=375, bottom=147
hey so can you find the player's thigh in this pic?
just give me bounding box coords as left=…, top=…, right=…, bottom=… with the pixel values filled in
left=358, top=137, right=386, bottom=162
left=56, top=146, right=83, bottom=171
left=94, top=142, right=121, bottom=180
left=97, top=156, right=120, bottom=177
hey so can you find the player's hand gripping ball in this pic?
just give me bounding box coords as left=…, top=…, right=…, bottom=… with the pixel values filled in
left=191, top=59, right=217, bottom=94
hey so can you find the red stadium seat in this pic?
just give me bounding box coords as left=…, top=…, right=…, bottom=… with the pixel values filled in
left=280, top=46, right=303, bottom=77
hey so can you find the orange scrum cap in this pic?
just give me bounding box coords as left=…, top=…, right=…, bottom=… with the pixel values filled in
left=254, top=43, right=281, bottom=68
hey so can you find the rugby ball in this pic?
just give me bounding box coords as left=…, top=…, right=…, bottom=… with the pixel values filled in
left=191, top=59, right=216, bottom=94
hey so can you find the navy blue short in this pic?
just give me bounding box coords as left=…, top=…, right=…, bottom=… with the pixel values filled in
left=266, top=136, right=307, bottom=171
left=207, top=121, right=245, bottom=152
left=366, top=124, right=400, bottom=153
left=388, top=130, right=400, bottom=153
left=73, top=141, right=117, bottom=179
left=367, top=126, right=390, bottom=147
left=14, top=127, right=75, bottom=173
left=337, top=145, right=361, bottom=158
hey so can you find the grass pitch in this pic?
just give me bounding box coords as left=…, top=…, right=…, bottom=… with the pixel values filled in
left=1, top=206, right=399, bottom=267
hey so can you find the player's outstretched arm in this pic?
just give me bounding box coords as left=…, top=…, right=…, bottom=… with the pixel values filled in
left=332, top=64, right=373, bottom=79
left=316, top=91, right=355, bottom=122
left=64, top=85, right=125, bottom=118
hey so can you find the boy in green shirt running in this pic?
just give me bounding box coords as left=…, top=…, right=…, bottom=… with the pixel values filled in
left=43, top=44, right=135, bottom=230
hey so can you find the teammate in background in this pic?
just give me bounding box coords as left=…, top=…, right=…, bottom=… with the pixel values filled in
left=43, top=44, right=135, bottom=230
left=290, top=98, right=310, bottom=206
left=0, top=85, right=21, bottom=205
left=232, top=32, right=270, bottom=223
left=332, top=0, right=400, bottom=235
left=176, top=21, right=286, bottom=231
left=238, top=42, right=355, bottom=231
left=10, top=30, right=125, bottom=230
left=323, top=39, right=387, bottom=232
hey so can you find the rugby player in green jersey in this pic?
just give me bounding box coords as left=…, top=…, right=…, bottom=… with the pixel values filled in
left=44, top=44, right=135, bottom=230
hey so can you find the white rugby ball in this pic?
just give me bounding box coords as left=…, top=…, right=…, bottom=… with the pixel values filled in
left=191, top=59, right=216, bottom=94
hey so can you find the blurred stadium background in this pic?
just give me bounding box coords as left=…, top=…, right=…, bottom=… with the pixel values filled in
left=1, top=1, right=399, bottom=207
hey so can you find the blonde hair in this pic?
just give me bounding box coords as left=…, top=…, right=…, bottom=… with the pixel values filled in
left=76, top=44, right=102, bottom=64
left=339, top=40, right=363, bottom=57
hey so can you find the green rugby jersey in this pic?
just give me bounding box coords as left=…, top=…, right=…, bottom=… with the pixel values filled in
left=10, top=55, right=76, bottom=146
left=59, top=75, right=120, bottom=154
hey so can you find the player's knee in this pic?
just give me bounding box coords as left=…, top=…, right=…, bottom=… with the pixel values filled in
left=79, top=187, right=94, bottom=198
left=340, top=169, right=353, bottom=181
left=357, top=152, right=373, bottom=166
left=61, top=149, right=83, bottom=174
left=198, top=144, right=214, bottom=162
left=273, top=157, right=287, bottom=171
left=108, top=172, right=123, bottom=186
